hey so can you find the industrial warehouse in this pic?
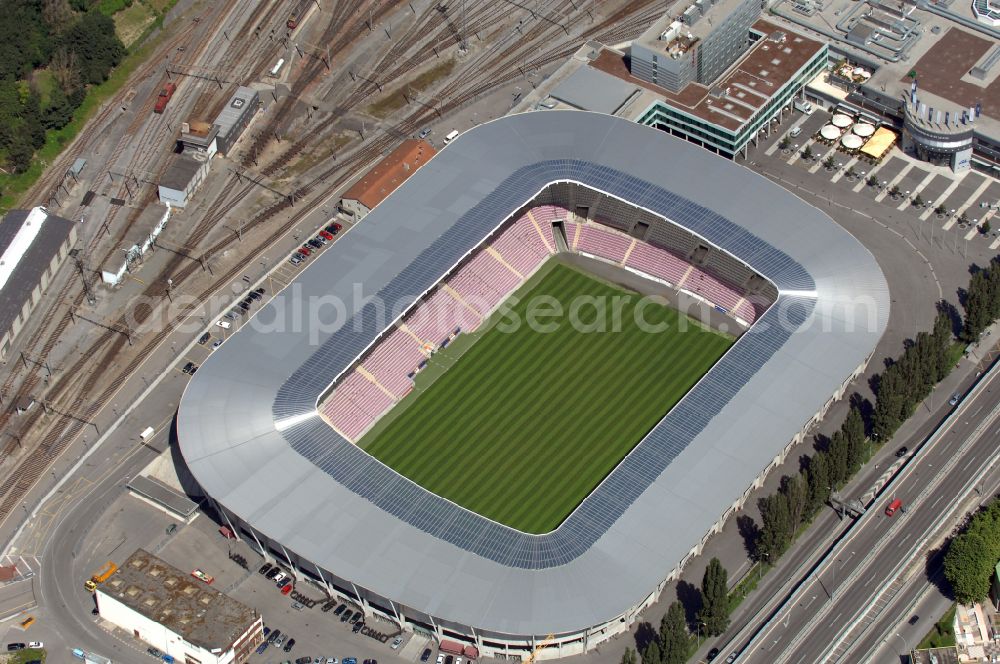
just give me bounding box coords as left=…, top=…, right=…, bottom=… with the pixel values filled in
left=176, top=111, right=889, bottom=659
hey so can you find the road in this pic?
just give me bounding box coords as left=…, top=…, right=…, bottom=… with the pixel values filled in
left=725, top=361, right=1000, bottom=664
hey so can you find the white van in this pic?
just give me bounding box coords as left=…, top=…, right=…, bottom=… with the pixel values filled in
left=793, top=99, right=814, bottom=115
left=444, top=129, right=460, bottom=144
left=140, top=427, right=155, bottom=442
left=216, top=320, right=232, bottom=329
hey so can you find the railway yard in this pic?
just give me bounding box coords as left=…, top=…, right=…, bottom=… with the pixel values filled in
left=0, top=0, right=665, bottom=549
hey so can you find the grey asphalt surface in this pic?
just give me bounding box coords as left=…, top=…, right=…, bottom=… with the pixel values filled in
left=726, top=363, right=1000, bottom=664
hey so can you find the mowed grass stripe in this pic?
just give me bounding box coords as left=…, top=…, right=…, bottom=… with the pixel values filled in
left=360, top=264, right=733, bottom=533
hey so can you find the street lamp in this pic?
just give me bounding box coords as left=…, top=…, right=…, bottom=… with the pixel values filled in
left=697, top=621, right=707, bottom=648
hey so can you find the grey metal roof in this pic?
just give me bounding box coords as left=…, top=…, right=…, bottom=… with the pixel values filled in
left=0, top=209, right=75, bottom=340
left=550, top=66, right=640, bottom=115
left=215, top=86, right=258, bottom=140
left=176, top=111, right=889, bottom=637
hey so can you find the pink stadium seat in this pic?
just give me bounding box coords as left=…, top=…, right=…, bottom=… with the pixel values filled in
left=323, top=371, right=395, bottom=440
left=361, top=327, right=425, bottom=398
left=577, top=225, right=632, bottom=263
left=625, top=242, right=689, bottom=286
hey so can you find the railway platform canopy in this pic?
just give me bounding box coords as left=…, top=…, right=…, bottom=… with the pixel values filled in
left=177, top=111, right=889, bottom=644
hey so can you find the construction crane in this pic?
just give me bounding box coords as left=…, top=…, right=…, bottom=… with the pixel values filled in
left=525, top=634, right=555, bottom=663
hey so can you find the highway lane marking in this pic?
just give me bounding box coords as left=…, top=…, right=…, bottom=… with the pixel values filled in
left=930, top=495, right=944, bottom=509
left=964, top=456, right=979, bottom=472
left=896, top=532, right=912, bottom=548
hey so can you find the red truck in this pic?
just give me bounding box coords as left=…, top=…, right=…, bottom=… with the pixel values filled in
left=154, top=82, right=177, bottom=114
left=286, top=15, right=297, bottom=29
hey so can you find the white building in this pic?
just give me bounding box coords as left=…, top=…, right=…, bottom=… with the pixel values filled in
left=96, top=549, right=263, bottom=664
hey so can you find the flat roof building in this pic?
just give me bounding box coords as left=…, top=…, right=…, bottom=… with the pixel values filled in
left=340, top=139, right=436, bottom=219
left=630, top=0, right=762, bottom=92
left=158, top=154, right=210, bottom=209
left=96, top=549, right=263, bottom=664
left=528, top=19, right=828, bottom=158
left=0, top=207, right=77, bottom=361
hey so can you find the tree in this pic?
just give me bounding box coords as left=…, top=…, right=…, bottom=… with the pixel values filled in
left=779, top=136, right=790, bottom=151
left=889, top=184, right=901, bottom=198
left=943, top=500, right=1000, bottom=603
left=912, top=193, right=924, bottom=208
left=757, top=492, right=793, bottom=559
left=780, top=474, right=808, bottom=531
left=621, top=647, right=638, bottom=664
left=60, top=12, right=125, bottom=85
left=935, top=204, right=947, bottom=216
left=805, top=452, right=831, bottom=515
left=823, top=155, right=836, bottom=170
left=867, top=175, right=879, bottom=187
left=873, top=362, right=907, bottom=439
left=660, top=601, right=690, bottom=664
left=642, top=641, right=662, bottom=664
left=846, top=165, right=857, bottom=179
left=802, top=145, right=813, bottom=161
left=983, top=220, right=992, bottom=235
left=698, top=558, right=730, bottom=636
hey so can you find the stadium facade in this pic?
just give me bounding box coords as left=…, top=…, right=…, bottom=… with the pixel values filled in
left=177, top=111, right=889, bottom=659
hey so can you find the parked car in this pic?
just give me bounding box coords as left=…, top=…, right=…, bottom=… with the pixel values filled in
left=255, top=287, right=265, bottom=295
left=788, top=126, right=802, bottom=138
left=212, top=339, right=223, bottom=349
left=249, top=291, right=262, bottom=301
left=340, top=609, right=352, bottom=622
left=182, top=361, right=195, bottom=374
left=273, top=634, right=285, bottom=647
left=256, top=642, right=269, bottom=654
left=950, top=393, right=960, bottom=405
left=308, top=239, right=323, bottom=250
left=319, top=230, right=334, bottom=240
left=885, top=497, right=903, bottom=516
left=391, top=637, right=403, bottom=649
left=333, top=604, right=347, bottom=616
left=217, top=320, right=232, bottom=329
left=290, top=255, right=302, bottom=265
left=326, top=223, right=342, bottom=234
left=284, top=638, right=296, bottom=652
left=895, top=446, right=908, bottom=457
left=198, top=332, right=210, bottom=344
left=296, top=657, right=312, bottom=664
left=147, top=647, right=162, bottom=657
left=266, top=568, right=281, bottom=580
left=294, top=251, right=308, bottom=261
left=263, top=626, right=271, bottom=638
left=291, top=601, right=304, bottom=611
left=273, top=571, right=287, bottom=584
left=418, top=128, right=431, bottom=139
left=299, top=245, right=312, bottom=256
left=349, top=610, right=362, bottom=624
left=7, top=644, right=25, bottom=651
left=908, top=614, right=920, bottom=625
left=326, top=658, right=338, bottom=664
left=268, top=629, right=281, bottom=643
left=259, top=563, right=272, bottom=575
left=706, top=648, right=719, bottom=661
left=343, top=659, right=358, bottom=664
left=421, top=649, right=432, bottom=662
left=281, top=583, right=293, bottom=595
left=239, top=302, right=250, bottom=311
left=314, top=235, right=328, bottom=245
left=352, top=621, right=364, bottom=633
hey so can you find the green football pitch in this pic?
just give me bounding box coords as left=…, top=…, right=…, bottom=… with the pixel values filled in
left=359, top=263, right=733, bottom=533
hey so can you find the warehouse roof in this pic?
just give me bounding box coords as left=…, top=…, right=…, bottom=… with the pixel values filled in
left=342, top=139, right=436, bottom=210
left=159, top=155, right=205, bottom=192
left=177, top=110, right=889, bottom=637
left=100, top=549, right=258, bottom=652
left=0, top=208, right=75, bottom=339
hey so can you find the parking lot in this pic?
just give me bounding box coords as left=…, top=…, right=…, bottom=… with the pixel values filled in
left=68, top=469, right=438, bottom=664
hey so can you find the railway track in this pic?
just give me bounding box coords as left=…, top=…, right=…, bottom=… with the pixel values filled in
left=0, top=0, right=663, bottom=533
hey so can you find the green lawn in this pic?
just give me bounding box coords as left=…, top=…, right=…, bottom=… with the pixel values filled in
left=917, top=603, right=956, bottom=649
left=359, top=263, right=732, bottom=533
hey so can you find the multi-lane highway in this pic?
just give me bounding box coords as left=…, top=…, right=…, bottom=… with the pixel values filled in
left=724, top=361, right=1000, bottom=663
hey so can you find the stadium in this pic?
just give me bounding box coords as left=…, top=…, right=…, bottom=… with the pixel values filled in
left=177, top=110, right=889, bottom=659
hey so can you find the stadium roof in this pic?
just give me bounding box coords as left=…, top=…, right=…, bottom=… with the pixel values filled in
left=177, top=110, right=889, bottom=637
